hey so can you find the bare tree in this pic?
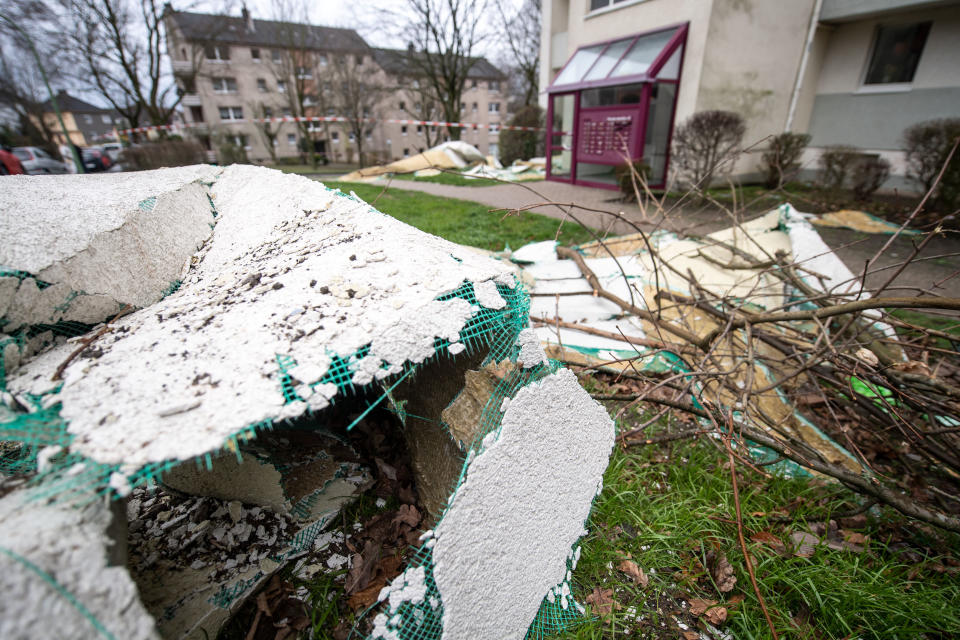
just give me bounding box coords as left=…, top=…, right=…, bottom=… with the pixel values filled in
left=496, top=0, right=540, bottom=108
left=0, top=2, right=72, bottom=151
left=328, top=54, right=387, bottom=167
left=248, top=101, right=281, bottom=163
left=403, top=85, right=445, bottom=149
left=268, top=0, right=330, bottom=166
left=396, top=0, right=488, bottom=141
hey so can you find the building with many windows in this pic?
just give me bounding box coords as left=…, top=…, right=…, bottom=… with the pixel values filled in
left=540, top=0, right=960, bottom=189
left=35, top=91, right=125, bottom=146
left=163, top=7, right=506, bottom=164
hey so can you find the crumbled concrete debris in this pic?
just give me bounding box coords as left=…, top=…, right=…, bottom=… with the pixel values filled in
left=6, top=165, right=514, bottom=469
left=0, top=166, right=220, bottom=333
left=160, top=429, right=366, bottom=517
left=0, top=487, right=159, bottom=640
left=441, top=360, right=518, bottom=450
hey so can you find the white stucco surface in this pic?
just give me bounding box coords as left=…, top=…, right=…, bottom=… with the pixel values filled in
left=431, top=367, right=615, bottom=640
left=6, top=165, right=514, bottom=467
left=0, top=490, right=159, bottom=640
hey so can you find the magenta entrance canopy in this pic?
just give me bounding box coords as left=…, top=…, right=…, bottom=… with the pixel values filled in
left=546, top=24, right=686, bottom=93
left=544, top=24, right=688, bottom=190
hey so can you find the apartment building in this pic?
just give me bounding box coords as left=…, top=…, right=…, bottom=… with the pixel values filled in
left=164, top=7, right=506, bottom=164
left=36, top=91, right=124, bottom=146
left=540, top=0, right=960, bottom=190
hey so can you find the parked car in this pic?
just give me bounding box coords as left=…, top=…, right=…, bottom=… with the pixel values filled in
left=100, top=142, right=123, bottom=162
left=81, top=147, right=113, bottom=173
left=0, top=147, right=26, bottom=175
left=12, top=146, right=69, bottom=175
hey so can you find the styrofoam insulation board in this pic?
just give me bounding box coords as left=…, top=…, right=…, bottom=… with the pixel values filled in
left=430, top=367, right=614, bottom=640
left=0, top=166, right=221, bottom=332
left=0, top=488, right=160, bottom=640
left=6, top=165, right=515, bottom=468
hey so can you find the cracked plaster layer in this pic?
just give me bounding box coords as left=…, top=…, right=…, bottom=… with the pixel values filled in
left=0, top=166, right=220, bottom=332
left=431, top=367, right=615, bottom=640
left=0, top=489, right=159, bottom=640
left=7, top=165, right=514, bottom=467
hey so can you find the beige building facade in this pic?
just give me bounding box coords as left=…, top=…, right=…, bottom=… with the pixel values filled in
left=164, top=8, right=505, bottom=165
left=541, top=0, right=960, bottom=189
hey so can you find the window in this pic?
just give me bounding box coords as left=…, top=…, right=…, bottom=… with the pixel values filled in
left=355, top=54, right=364, bottom=65
left=228, top=134, right=249, bottom=149
left=257, top=78, right=268, bottom=93
left=365, top=131, right=372, bottom=142
left=277, top=80, right=287, bottom=93
left=470, top=79, right=477, bottom=88
left=416, top=124, right=423, bottom=134
left=490, top=80, right=500, bottom=92
left=488, top=102, right=500, bottom=113
left=472, top=102, right=478, bottom=112
left=414, top=102, right=421, bottom=111
left=205, top=44, right=230, bottom=61
left=489, top=124, right=500, bottom=134
left=263, top=107, right=273, bottom=118
left=318, top=53, right=328, bottom=66
left=251, top=47, right=261, bottom=62
left=296, top=66, right=312, bottom=79
left=403, top=148, right=410, bottom=157
left=83, top=114, right=93, bottom=124
left=864, top=22, right=931, bottom=85
left=401, top=125, right=408, bottom=135
left=331, top=131, right=340, bottom=143
left=460, top=102, right=465, bottom=111
left=326, top=107, right=336, bottom=117
left=272, top=49, right=282, bottom=64
left=212, top=77, right=238, bottom=93
left=589, top=0, right=632, bottom=10
left=399, top=101, right=405, bottom=110
left=101, top=114, right=112, bottom=124
left=323, top=82, right=332, bottom=93
left=288, top=133, right=296, bottom=145
left=282, top=107, right=292, bottom=117
left=219, top=106, right=243, bottom=121
left=349, top=132, right=355, bottom=142
left=304, top=94, right=316, bottom=106
left=362, top=107, right=370, bottom=118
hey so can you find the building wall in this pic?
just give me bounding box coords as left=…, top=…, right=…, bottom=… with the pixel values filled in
left=40, top=112, right=85, bottom=146
left=696, top=0, right=818, bottom=175
left=168, top=21, right=504, bottom=165
left=807, top=5, right=960, bottom=152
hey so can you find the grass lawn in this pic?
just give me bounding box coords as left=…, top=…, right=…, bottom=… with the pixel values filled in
left=553, top=378, right=960, bottom=639
left=387, top=171, right=506, bottom=187
left=272, top=162, right=358, bottom=175
left=324, top=181, right=594, bottom=250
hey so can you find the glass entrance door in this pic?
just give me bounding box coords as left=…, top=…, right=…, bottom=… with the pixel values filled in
left=547, top=93, right=576, bottom=180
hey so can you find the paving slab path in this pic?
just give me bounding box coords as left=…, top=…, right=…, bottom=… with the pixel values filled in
left=328, top=177, right=960, bottom=300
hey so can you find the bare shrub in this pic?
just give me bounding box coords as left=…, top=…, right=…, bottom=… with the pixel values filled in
left=760, top=132, right=810, bottom=188
left=119, top=140, right=206, bottom=171
left=852, top=157, right=891, bottom=201
left=498, top=105, right=545, bottom=166
left=671, top=110, right=746, bottom=191
left=903, top=118, right=960, bottom=210
left=613, top=160, right=650, bottom=200
left=818, top=145, right=860, bottom=191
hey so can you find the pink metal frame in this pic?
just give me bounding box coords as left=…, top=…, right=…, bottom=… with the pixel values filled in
left=545, top=22, right=689, bottom=190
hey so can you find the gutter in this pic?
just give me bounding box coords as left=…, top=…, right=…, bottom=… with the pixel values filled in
left=784, top=0, right=823, bottom=133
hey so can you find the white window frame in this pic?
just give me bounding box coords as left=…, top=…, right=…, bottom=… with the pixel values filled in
left=257, top=78, right=268, bottom=93
left=206, top=44, right=229, bottom=62
left=488, top=102, right=500, bottom=113
left=856, top=20, right=931, bottom=94
left=251, top=47, right=261, bottom=62
left=219, top=106, right=243, bottom=121
left=287, top=133, right=297, bottom=145
left=212, top=77, right=238, bottom=94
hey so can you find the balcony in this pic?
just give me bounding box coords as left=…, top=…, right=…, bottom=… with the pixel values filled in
left=171, top=59, right=194, bottom=72
left=182, top=93, right=202, bottom=107
left=820, top=0, right=952, bottom=22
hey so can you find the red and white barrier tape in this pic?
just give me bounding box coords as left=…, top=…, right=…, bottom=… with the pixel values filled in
left=118, top=115, right=545, bottom=136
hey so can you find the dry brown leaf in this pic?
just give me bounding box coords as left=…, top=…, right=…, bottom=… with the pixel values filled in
left=711, top=553, right=737, bottom=592
left=689, top=597, right=718, bottom=615
left=682, top=632, right=700, bottom=640
left=618, top=559, right=649, bottom=587
left=347, top=577, right=387, bottom=611
left=585, top=587, right=617, bottom=615
left=750, top=531, right=786, bottom=553
left=790, top=531, right=819, bottom=557
left=393, top=504, right=421, bottom=528
left=727, top=594, right=745, bottom=605
left=842, top=530, right=868, bottom=545
left=344, top=540, right=380, bottom=595
left=704, top=605, right=728, bottom=625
